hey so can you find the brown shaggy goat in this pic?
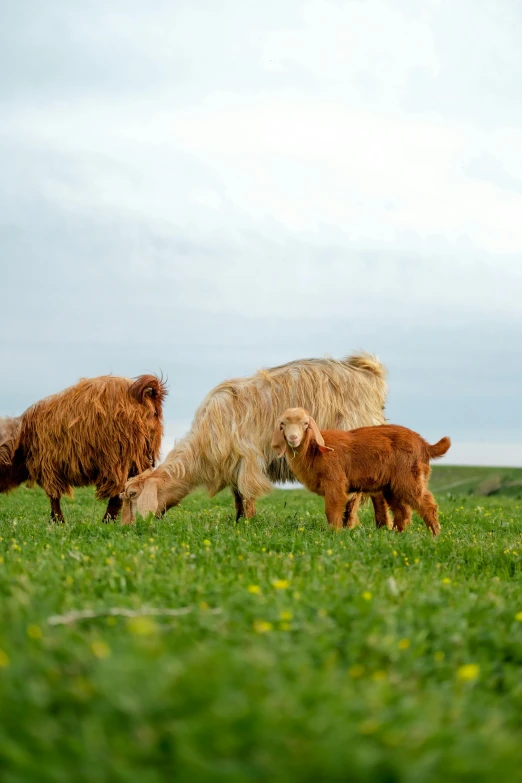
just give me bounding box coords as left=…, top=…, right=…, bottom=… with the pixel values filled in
left=121, top=353, right=387, bottom=525
left=272, top=407, right=451, bottom=536
left=0, top=375, right=167, bottom=522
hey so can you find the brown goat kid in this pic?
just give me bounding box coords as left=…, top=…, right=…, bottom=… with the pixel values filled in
left=272, top=408, right=451, bottom=536
left=0, top=375, right=167, bottom=522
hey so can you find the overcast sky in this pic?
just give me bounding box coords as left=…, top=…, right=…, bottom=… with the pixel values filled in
left=1, top=0, right=521, bottom=465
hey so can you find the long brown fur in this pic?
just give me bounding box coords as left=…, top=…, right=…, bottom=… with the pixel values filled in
left=0, top=375, right=167, bottom=522
left=273, top=407, right=451, bottom=536
left=0, top=417, right=20, bottom=448
left=121, top=353, right=387, bottom=523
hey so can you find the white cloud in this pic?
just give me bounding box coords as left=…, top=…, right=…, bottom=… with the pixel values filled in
left=260, top=0, right=441, bottom=95
left=4, top=0, right=522, bottom=257
left=1, top=0, right=522, bottom=456
left=166, top=95, right=522, bottom=252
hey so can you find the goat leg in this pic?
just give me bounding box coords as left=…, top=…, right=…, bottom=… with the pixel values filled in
left=324, top=489, right=349, bottom=531
left=232, top=488, right=245, bottom=521
left=413, top=490, right=440, bottom=537
left=243, top=499, right=256, bottom=519
left=342, top=494, right=360, bottom=529
left=49, top=497, right=65, bottom=524
left=103, top=495, right=123, bottom=523
left=371, top=493, right=390, bottom=529
left=232, top=488, right=256, bottom=521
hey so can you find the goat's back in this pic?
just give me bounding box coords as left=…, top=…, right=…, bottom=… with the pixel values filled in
left=174, top=353, right=387, bottom=486
left=322, top=424, right=432, bottom=462
left=309, top=424, right=449, bottom=496
left=17, top=375, right=166, bottom=498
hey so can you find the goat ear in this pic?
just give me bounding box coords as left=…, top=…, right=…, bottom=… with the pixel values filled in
left=308, top=417, right=334, bottom=453
left=271, top=422, right=287, bottom=458
left=136, top=480, right=159, bottom=518
left=120, top=498, right=134, bottom=525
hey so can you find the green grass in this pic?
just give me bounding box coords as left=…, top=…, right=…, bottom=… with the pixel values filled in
left=1, top=467, right=522, bottom=783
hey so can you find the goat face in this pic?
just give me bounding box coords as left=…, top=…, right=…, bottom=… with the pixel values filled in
left=272, top=408, right=333, bottom=456
left=120, top=469, right=156, bottom=523
left=120, top=468, right=180, bottom=523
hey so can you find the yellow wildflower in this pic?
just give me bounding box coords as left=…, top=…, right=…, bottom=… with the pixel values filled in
left=253, top=620, right=273, bottom=634
left=361, top=591, right=373, bottom=601
left=126, top=616, right=158, bottom=636
left=398, top=638, right=410, bottom=650
left=27, top=625, right=42, bottom=640
left=272, top=579, right=290, bottom=590
left=457, top=664, right=480, bottom=682
left=91, top=640, right=111, bottom=659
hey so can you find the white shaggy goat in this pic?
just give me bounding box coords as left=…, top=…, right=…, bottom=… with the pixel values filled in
left=121, top=353, right=387, bottom=524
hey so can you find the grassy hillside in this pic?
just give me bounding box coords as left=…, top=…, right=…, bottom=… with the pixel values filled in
left=0, top=477, right=522, bottom=782
left=429, top=464, right=522, bottom=497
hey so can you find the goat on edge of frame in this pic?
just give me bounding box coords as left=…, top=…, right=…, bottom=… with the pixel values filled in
left=0, top=375, right=167, bottom=523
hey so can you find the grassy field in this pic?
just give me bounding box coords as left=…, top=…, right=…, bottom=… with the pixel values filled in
left=1, top=465, right=522, bottom=782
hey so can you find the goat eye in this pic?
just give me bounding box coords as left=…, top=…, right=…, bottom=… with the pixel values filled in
left=128, top=490, right=137, bottom=499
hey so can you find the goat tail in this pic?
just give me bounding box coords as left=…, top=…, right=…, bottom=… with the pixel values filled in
left=345, top=353, right=386, bottom=380
left=129, top=374, right=168, bottom=407
left=428, top=436, right=451, bottom=460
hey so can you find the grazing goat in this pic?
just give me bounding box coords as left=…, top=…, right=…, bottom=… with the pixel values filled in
left=121, top=353, right=387, bottom=525
left=272, top=408, right=451, bottom=536
left=0, top=375, right=166, bottom=522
